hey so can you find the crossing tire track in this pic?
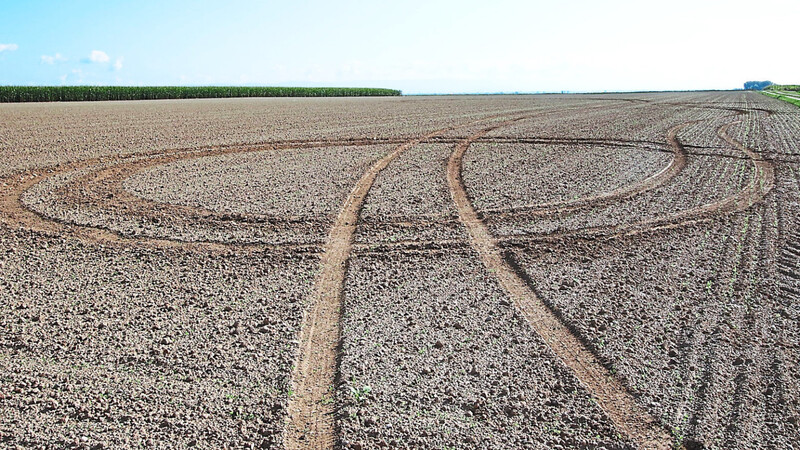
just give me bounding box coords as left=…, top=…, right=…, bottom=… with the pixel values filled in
left=447, top=119, right=676, bottom=449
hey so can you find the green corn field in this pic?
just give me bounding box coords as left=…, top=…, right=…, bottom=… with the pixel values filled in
left=0, top=86, right=402, bottom=102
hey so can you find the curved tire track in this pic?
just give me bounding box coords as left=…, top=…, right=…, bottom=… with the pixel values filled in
left=500, top=115, right=775, bottom=245
left=282, top=112, right=541, bottom=448
left=0, top=138, right=399, bottom=252
left=481, top=122, right=692, bottom=218
left=447, top=120, right=676, bottom=449
left=282, top=134, right=439, bottom=448
left=353, top=118, right=699, bottom=253
left=1, top=103, right=772, bottom=448
left=356, top=120, right=700, bottom=251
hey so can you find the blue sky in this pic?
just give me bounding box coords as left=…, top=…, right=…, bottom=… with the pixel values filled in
left=0, top=0, right=798, bottom=94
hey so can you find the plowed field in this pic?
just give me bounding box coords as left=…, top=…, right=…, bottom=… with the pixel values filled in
left=1, top=93, right=798, bottom=449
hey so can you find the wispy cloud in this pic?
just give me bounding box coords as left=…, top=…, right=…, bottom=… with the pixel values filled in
left=88, top=50, right=109, bottom=63
left=113, top=57, right=123, bottom=71
left=41, top=53, right=67, bottom=64
left=0, top=43, right=19, bottom=52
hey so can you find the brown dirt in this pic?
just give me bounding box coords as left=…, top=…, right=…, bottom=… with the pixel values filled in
left=494, top=113, right=775, bottom=246
left=1, top=139, right=404, bottom=251
left=447, top=119, right=675, bottom=449
left=1, top=92, right=796, bottom=449
left=473, top=126, right=688, bottom=217
left=284, top=112, right=547, bottom=448
left=283, top=129, right=456, bottom=449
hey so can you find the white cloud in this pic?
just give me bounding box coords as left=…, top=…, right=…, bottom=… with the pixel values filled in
left=113, top=57, right=123, bottom=71
left=89, top=50, right=109, bottom=63
left=41, top=53, right=67, bottom=64
left=0, top=43, right=19, bottom=52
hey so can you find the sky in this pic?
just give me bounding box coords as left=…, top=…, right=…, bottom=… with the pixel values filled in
left=0, top=0, right=797, bottom=94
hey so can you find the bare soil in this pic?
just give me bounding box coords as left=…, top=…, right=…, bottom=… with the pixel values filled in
left=1, top=92, right=798, bottom=449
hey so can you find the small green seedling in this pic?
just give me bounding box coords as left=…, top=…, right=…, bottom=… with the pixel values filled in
left=349, top=385, right=372, bottom=403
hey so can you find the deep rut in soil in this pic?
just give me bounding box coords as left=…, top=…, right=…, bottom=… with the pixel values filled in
left=447, top=119, right=676, bottom=449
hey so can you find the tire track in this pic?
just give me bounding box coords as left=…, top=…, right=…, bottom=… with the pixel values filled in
left=350, top=120, right=695, bottom=253
left=282, top=112, right=542, bottom=448
left=284, top=108, right=584, bottom=448
left=499, top=114, right=775, bottom=245
left=354, top=113, right=775, bottom=258
left=447, top=120, right=675, bottom=449
left=0, top=138, right=401, bottom=253
left=481, top=121, right=693, bottom=218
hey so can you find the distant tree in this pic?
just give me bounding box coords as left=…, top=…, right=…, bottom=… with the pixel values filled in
left=744, top=81, right=773, bottom=90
